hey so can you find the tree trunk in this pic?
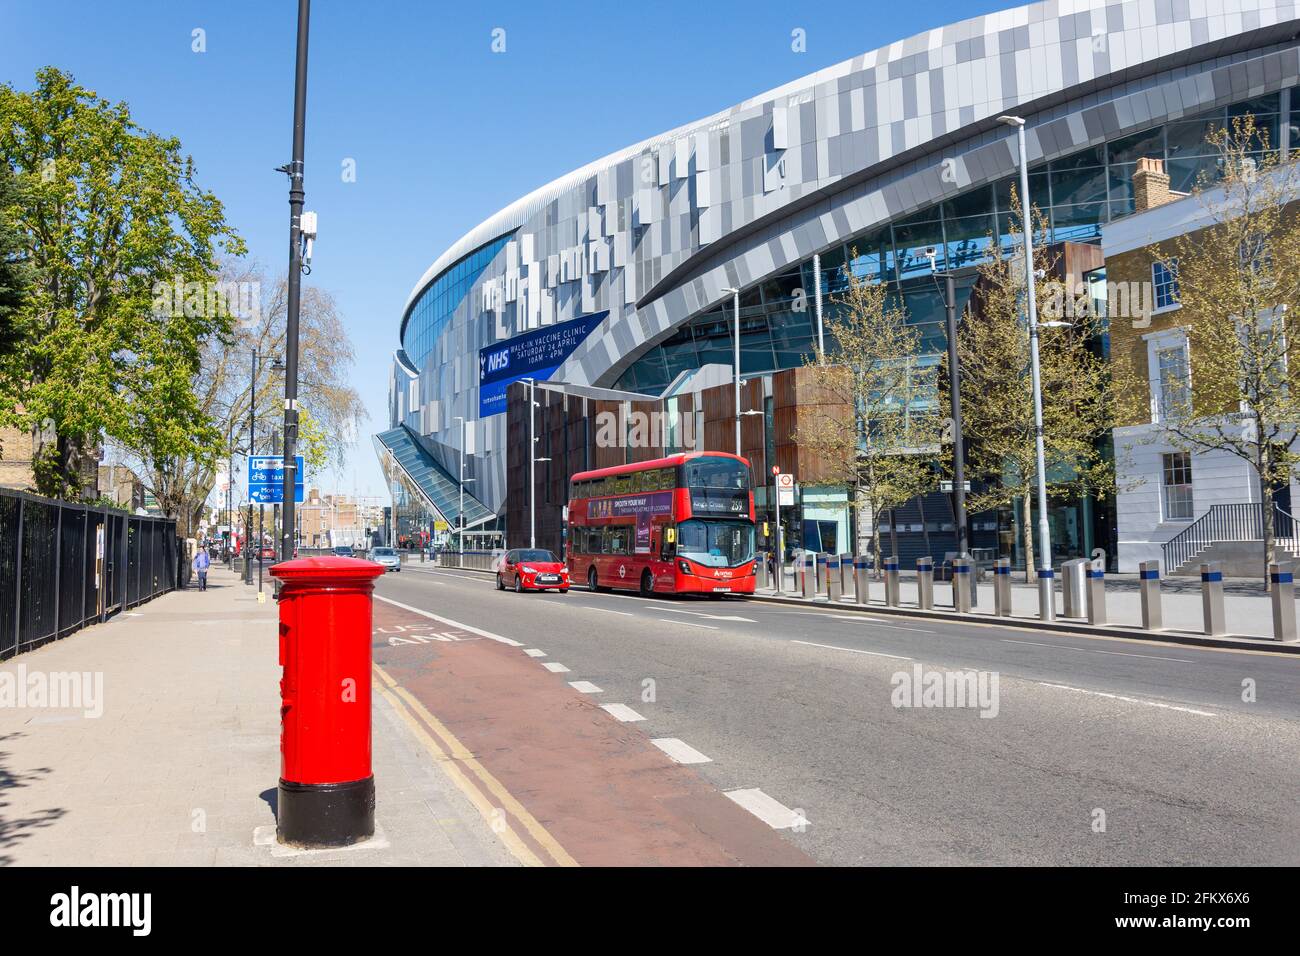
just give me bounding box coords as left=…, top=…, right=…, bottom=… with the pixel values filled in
left=1260, top=443, right=1275, bottom=590
left=1022, top=488, right=1036, bottom=584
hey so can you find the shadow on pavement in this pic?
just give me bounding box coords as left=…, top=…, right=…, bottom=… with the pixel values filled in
left=0, top=732, right=65, bottom=866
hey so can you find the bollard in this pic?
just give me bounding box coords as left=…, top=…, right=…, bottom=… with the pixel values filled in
left=270, top=555, right=385, bottom=847
left=1061, top=558, right=1087, bottom=618
left=815, top=553, right=829, bottom=595
left=853, top=555, right=870, bottom=605
left=916, top=556, right=934, bottom=610
left=952, top=556, right=973, bottom=613
left=801, top=553, right=816, bottom=600
left=1270, top=562, right=1298, bottom=643
left=1038, top=567, right=1056, bottom=621
left=826, top=555, right=842, bottom=602
left=1085, top=560, right=1107, bottom=625
left=884, top=555, right=900, bottom=607
left=1200, top=562, right=1226, bottom=637
left=993, top=557, right=1012, bottom=617
left=1138, top=560, right=1163, bottom=630
left=839, top=553, right=853, bottom=597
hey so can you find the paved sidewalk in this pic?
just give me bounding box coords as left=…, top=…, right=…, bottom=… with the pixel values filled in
left=0, top=566, right=515, bottom=867
left=760, top=567, right=1297, bottom=644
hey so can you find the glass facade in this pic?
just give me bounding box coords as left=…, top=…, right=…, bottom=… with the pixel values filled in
left=614, top=91, right=1290, bottom=395
left=401, top=234, right=512, bottom=369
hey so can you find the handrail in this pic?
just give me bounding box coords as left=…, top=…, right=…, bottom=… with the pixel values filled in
left=1162, top=501, right=1300, bottom=572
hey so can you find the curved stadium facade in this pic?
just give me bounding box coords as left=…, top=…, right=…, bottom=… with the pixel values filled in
left=379, top=0, right=1300, bottom=553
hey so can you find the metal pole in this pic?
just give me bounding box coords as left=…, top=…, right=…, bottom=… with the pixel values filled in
left=226, top=419, right=234, bottom=568
left=246, top=348, right=257, bottom=585
left=733, top=289, right=741, bottom=457
left=455, top=415, right=465, bottom=553
left=1011, top=118, right=1054, bottom=591
left=280, top=0, right=311, bottom=563
left=813, top=252, right=824, bottom=359
left=773, top=470, right=783, bottom=592
left=945, top=272, right=969, bottom=561
left=258, top=504, right=264, bottom=593
left=528, top=379, right=536, bottom=549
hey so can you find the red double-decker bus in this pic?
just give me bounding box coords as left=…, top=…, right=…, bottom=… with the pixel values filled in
left=567, top=451, right=756, bottom=597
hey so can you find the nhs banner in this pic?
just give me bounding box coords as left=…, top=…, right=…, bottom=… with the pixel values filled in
left=478, top=311, right=607, bottom=417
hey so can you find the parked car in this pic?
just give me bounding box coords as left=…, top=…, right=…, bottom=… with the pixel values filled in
left=495, top=548, right=569, bottom=593
left=370, top=547, right=401, bottom=572
left=332, top=545, right=355, bottom=558
left=258, top=545, right=276, bottom=560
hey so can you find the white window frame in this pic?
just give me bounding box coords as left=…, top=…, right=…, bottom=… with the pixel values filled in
left=1152, top=259, right=1181, bottom=313
left=1143, top=326, right=1190, bottom=424
left=1161, top=451, right=1194, bottom=522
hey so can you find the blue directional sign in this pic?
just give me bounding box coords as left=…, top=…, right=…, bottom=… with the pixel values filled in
left=248, top=456, right=304, bottom=504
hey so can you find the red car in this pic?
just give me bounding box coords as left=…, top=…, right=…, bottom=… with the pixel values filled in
left=495, top=548, right=570, bottom=593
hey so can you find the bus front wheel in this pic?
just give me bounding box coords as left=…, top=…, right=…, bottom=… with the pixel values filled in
left=640, top=570, right=654, bottom=597
left=588, top=567, right=602, bottom=592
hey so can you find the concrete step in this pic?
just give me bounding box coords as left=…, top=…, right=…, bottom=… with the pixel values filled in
left=1172, top=540, right=1300, bottom=576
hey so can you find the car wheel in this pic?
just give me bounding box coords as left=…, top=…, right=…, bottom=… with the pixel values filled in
left=640, top=570, right=654, bottom=597
left=495, top=573, right=504, bottom=591
left=559, top=588, right=569, bottom=594
left=514, top=575, right=524, bottom=593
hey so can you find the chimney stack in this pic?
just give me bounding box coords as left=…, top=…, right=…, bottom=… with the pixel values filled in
left=1133, top=157, right=1172, bottom=211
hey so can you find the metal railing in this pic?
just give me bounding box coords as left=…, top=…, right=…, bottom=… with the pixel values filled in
left=429, top=550, right=500, bottom=572
left=1161, top=502, right=1300, bottom=573
left=0, top=488, right=187, bottom=660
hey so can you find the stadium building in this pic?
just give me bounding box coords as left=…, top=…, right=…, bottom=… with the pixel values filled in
left=377, top=0, right=1300, bottom=566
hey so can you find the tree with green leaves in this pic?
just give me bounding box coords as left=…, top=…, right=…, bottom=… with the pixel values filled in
left=0, top=163, right=29, bottom=359
left=796, top=257, right=942, bottom=570
left=956, top=193, right=1111, bottom=580
left=0, top=67, right=245, bottom=499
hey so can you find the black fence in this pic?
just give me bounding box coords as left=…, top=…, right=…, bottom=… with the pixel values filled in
left=0, top=488, right=189, bottom=660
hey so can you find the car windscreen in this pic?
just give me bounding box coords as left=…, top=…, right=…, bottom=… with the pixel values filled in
left=517, top=549, right=557, bottom=563
left=372, top=549, right=394, bottom=556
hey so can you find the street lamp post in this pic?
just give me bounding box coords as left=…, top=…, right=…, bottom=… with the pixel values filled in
left=245, top=347, right=258, bottom=586
left=278, top=0, right=311, bottom=564
left=724, top=287, right=742, bottom=456
left=927, top=257, right=974, bottom=607
left=453, top=415, right=465, bottom=553
left=524, top=378, right=552, bottom=549
left=999, top=114, right=1054, bottom=620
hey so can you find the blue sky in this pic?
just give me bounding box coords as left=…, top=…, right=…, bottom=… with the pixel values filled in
left=0, top=0, right=1009, bottom=498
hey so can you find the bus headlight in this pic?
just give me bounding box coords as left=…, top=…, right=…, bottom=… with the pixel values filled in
left=677, top=559, right=693, bottom=575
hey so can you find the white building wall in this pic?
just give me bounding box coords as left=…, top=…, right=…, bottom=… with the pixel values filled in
left=1113, top=422, right=1300, bottom=572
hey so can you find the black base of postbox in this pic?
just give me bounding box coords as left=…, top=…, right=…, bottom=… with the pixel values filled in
left=276, top=776, right=375, bottom=848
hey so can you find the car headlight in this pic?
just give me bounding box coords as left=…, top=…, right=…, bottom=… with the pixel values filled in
left=521, top=566, right=538, bottom=574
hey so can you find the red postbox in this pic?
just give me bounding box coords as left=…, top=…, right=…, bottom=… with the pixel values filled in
left=269, top=555, right=385, bottom=847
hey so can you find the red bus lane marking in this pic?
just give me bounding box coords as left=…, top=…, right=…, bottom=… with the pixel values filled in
left=370, top=600, right=813, bottom=867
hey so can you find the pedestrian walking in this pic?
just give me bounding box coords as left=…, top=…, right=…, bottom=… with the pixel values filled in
left=193, top=548, right=211, bottom=591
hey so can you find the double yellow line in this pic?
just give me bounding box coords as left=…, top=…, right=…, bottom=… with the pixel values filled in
left=372, top=663, right=578, bottom=867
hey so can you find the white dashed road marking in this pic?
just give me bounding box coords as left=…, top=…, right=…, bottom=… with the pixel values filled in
left=724, top=788, right=807, bottom=830
left=600, top=703, right=646, bottom=722
left=568, top=680, right=603, bottom=694
left=658, top=619, right=718, bottom=630
left=524, top=648, right=546, bottom=657
left=651, top=738, right=712, bottom=764
left=791, top=640, right=913, bottom=661
left=1036, top=681, right=1217, bottom=717
left=542, top=662, right=570, bottom=673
